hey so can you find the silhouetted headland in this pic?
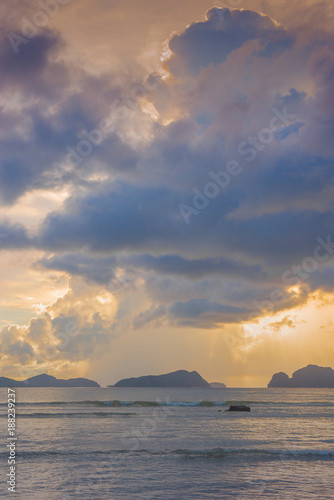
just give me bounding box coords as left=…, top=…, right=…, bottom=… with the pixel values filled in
left=268, top=364, right=334, bottom=388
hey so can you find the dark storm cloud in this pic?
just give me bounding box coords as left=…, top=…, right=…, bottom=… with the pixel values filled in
left=20, top=8, right=334, bottom=322
left=135, top=299, right=251, bottom=329
left=124, top=253, right=267, bottom=281
left=37, top=253, right=118, bottom=285
left=36, top=251, right=267, bottom=287
left=0, top=23, right=144, bottom=205
left=308, top=268, right=334, bottom=293
left=0, top=30, right=68, bottom=98
left=2, top=6, right=334, bottom=329
left=0, top=30, right=71, bottom=204
left=167, top=8, right=294, bottom=76
left=36, top=176, right=334, bottom=275
left=0, top=82, right=140, bottom=205
left=0, top=31, right=59, bottom=77
left=37, top=184, right=186, bottom=253
left=169, top=299, right=239, bottom=317
left=167, top=298, right=250, bottom=327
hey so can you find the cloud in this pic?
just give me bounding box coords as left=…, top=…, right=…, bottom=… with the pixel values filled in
left=37, top=253, right=118, bottom=285
left=15, top=8, right=334, bottom=307
left=0, top=325, right=35, bottom=365
left=168, top=298, right=250, bottom=327
left=266, top=316, right=296, bottom=332
left=0, top=220, right=31, bottom=248
left=124, top=253, right=267, bottom=281
left=0, top=22, right=145, bottom=206
left=37, top=251, right=267, bottom=282
left=1, top=31, right=59, bottom=80
left=0, top=29, right=70, bottom=104
left=1, top=4, right=334, bottom=380
left=36, top=177, right=334, bottom=275
left=5, top=340, right=35, bottom=365
left=27, top=316, right=51, bottom=343
left=0, top=277, right=117, bottom=372
left=166, top=8, right=294, bottom=76
left=37, top=184, right=185, bottom=253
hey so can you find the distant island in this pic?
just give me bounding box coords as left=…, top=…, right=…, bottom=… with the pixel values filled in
left=112, top=370, right=210, bottom=388
left=0, top=374, right=100, bottom=388
left=210, top=382, right=226, bottom=388
left=268, top=364, right=334, bottom=388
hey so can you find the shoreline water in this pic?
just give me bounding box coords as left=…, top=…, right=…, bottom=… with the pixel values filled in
left=1, top=387, right=333, bottom=499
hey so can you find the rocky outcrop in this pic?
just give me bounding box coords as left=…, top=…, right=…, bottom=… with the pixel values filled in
left=268, top=365, right=334, bottom=388
left=268, top=372, right=291, bottom=387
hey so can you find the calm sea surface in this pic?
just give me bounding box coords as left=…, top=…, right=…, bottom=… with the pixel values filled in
left=0, top=387, right=333, bottom=499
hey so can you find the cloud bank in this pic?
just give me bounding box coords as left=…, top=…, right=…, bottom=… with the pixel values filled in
left=0, top=2, right=333, bottom=384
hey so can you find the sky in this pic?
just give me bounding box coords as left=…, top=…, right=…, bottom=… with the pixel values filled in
left=0, top=0, right=333, bottom=387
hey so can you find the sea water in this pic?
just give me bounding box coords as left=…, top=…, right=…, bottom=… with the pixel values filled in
left=0, top=387, right=333, bottom=499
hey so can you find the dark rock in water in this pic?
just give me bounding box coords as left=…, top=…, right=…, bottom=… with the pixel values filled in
left=113, top=370, right=210, bottom=388
left=268, top=364, right=334, bottom=388
left=227, top=405, right=251, bottom=412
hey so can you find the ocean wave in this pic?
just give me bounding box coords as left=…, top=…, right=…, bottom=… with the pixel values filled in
left=0, top=412, right=135, bottom=418
left=126, top=448, right=334, bottom=461
left=169, top=448, right=334, bottom=459
left=226, top=400, right=334, bottom=407
left=0, top=400, right=227, bottom=407
left=0, top=448, right=332, bottom=460
left=103, top=400, right=227, bottom=407
left=0, top=399, right=333, bottom=408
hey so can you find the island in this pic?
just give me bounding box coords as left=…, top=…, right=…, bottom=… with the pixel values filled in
left=0, top=374, right=100, bottom=387
left=268, top=364, right=334, bottom=388
left=210, top=382, right=227, bottom=388
left=112, top=370, right=210, bottom=388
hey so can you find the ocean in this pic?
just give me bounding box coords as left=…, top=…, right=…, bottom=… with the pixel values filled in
left=1, top=387, right=333, bottom=499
